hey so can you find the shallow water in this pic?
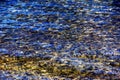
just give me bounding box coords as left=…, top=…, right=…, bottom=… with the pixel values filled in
left=0, top=0, right=120, bottom=79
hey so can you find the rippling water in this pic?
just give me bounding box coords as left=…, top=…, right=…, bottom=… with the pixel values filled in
left=0, top=0, right=120, bottom=79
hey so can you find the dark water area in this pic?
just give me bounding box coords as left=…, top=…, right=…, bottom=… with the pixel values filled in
left=0, top=0, right=120, bottom=79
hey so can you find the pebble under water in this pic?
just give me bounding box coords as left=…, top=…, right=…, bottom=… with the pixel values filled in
left=0, top=0, right=120, bottom=79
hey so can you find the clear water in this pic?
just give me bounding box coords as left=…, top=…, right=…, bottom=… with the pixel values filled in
left=0, top=0, right=120, bottom=79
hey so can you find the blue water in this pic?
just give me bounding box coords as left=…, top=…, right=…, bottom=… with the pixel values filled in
left=0, top=0, right=120, bottom=79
